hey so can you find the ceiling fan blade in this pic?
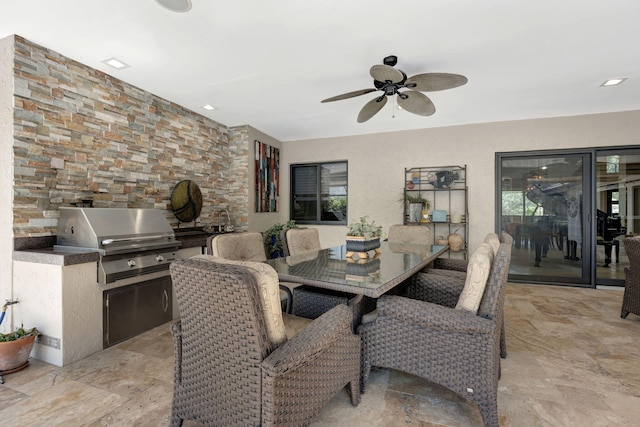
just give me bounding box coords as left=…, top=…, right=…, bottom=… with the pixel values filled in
left=405, top=73, right=468, bottom=92
left=357, top=96, right=387, bottom=123
left=397, top=91, right=435, bottom=116
left=370, top=64, right=403, bottom=84
left=321, top=88, right=378, bottom=103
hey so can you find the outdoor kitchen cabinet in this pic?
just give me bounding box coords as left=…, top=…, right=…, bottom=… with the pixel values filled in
left=103, top=275, right=172, bottom=348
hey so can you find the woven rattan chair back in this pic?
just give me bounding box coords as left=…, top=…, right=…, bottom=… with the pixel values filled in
left=171, top=259, right=270, bottom=426
left=622, top=237, right=640, bottom=318
left=284, top=228, right=321, bottom=256
left=387, top=224, right=431, bottom=245
left=170, top=258, right=361, bottom=426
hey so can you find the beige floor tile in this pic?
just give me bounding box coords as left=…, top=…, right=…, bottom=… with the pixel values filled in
left=0, top=282, right=637, bottom=426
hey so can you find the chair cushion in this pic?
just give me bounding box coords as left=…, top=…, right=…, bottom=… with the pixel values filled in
left=483, top=233, right=501, bottom=256
left=210, top=232, right=267, bottom=262
left=286, top=228, right=321, bottom=255
left=282, top=313, right=313, bottom=340
left=388, top=224, right=431, bottom=245
left=455, top=243, right=494, bottom=314
left=191, top=255, right=287, bottom=347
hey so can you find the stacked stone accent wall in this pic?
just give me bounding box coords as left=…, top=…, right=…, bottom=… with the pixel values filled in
left=11, top=35, right=246, bottom=237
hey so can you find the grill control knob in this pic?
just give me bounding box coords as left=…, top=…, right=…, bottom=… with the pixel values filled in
left=156, top=255, right=164, bottom=262
left=127, top=259, right=136, bottom=267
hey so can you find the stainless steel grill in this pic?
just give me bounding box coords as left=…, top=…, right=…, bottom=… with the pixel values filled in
left=55, top=207, right=183, bottom=347
left=56, top=207, right=181, bottom=284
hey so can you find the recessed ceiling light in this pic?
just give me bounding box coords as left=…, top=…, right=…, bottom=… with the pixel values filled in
left=156, top=0, right=192, bottom=12
left=102, top=57, right=129, bottom=70
left=601, top=78, right=627, bottom=87
left=202, top=104, right=216, bottom=111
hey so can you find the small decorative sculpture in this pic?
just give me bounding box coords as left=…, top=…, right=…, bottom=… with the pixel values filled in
left=427, top=170, right=459, bottom=188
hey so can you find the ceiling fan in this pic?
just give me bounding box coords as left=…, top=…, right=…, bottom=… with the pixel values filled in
left=321, top=55, right=468, bottom=123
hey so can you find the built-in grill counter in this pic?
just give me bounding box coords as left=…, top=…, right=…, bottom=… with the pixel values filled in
left=55, top=208, right=182, bottom=348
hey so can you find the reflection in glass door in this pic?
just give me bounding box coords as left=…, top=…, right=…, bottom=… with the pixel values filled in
left=595, top=151, right=640, bottom=286
left=498, top=153, right=591, bottom=286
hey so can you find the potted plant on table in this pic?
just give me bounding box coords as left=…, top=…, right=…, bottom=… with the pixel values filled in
left=346, top=216, right=384, bottom=256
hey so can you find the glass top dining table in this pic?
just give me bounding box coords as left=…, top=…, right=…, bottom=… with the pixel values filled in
left=266, top=241, right=449, bottom=298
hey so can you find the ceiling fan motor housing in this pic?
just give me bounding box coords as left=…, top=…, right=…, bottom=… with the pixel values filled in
left=383, top=55, right=398, bottom=66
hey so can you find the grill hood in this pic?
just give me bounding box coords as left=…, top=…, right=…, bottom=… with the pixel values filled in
left=56, top=207, right=180, bottom=255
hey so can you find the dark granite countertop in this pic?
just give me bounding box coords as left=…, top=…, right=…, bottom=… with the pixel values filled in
left=12, top=231, right=228, bottom=266
left=13, top=247, right=100, bottom=266
left=175, top=232, right=215, bottom=249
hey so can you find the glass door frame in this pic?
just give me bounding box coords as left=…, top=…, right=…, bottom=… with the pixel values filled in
left=496, top=149, right=594, bottom=287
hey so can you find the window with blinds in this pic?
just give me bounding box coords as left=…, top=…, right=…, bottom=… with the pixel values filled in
left=291, top=161, right=347, bottom=224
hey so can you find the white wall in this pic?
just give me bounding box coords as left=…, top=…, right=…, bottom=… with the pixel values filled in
left=0, top=35, right=14, bottom=334
left=281, top=110, right=640, bottom=251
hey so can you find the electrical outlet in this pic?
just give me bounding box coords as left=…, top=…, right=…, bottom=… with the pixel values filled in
left=37, top=334, right=60, bottom=349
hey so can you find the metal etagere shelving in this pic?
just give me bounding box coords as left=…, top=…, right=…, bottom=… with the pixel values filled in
left=403, top=165, right=468, bottom=259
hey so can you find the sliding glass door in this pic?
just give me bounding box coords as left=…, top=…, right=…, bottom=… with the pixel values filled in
left=498, top=147, right=640, bottom=287
left=498, top=152, right=591, bottom=286
left=595, top=150, right=640, bottom=286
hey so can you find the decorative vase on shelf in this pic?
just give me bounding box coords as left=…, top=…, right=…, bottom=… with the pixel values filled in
left=448, top=233, right=463, bottom=251
left=409, top=203, right=423, bottom=223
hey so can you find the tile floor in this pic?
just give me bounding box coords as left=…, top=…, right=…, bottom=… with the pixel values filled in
left=1, top=283, right=639, bottom=426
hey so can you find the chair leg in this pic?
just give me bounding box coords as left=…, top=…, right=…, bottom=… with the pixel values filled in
left=621, top=309, right=630, bottom=319
left=360, top=360, right=372, bottom=394
left=500, top=317, right=507, bottom=359
left=279, top=285, right=293, bottom=314
left=478, top=400, right=499, bottom=427
left=348, top=379, right=362, bottom=406
left=170, top=413, right=183, bottom=427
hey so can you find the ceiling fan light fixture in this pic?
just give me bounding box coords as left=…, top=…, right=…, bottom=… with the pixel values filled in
left=156, top=0, right=192, bottom=13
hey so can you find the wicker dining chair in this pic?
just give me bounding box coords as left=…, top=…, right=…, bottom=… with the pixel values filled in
left=387, top=224, right=432, bottom=245
left=207, top=232, right=293, bottom=313
left=622, top=237, right=640, bottom=318
left=281, top=228, right=357, bottom=322
left=282, top=227, right=322, bottom=256
left=406, top=232, right=512, bottom=359
left=170, top=257, right=361, bottom=427
left=358, top=241, right=512, bottom=427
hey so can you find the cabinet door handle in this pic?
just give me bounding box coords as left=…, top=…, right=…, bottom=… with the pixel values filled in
left=162, top=290, right=169, bottom=312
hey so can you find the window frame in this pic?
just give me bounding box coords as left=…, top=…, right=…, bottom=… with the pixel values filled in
left=290, top=161, right=348, bottom=225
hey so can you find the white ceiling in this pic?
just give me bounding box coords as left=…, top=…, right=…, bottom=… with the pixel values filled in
left=2, top=0, right=639, bottom=142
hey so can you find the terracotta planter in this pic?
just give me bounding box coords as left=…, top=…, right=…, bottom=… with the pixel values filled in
left=0, top=333, right=37, bottom=372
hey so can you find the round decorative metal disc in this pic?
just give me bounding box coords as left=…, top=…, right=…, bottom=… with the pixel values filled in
left=170, top=180, right=203, bottom=222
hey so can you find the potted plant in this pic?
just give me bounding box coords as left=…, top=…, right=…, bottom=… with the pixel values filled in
left=402, top=194, right=430, bottom=223
left=0, top=301, right=39, bottom=382
left=263, top=220, right=297, bottom=258
left=346, top=216, right=384, bottom=254
left=0, top=327, right=39, bottom=373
